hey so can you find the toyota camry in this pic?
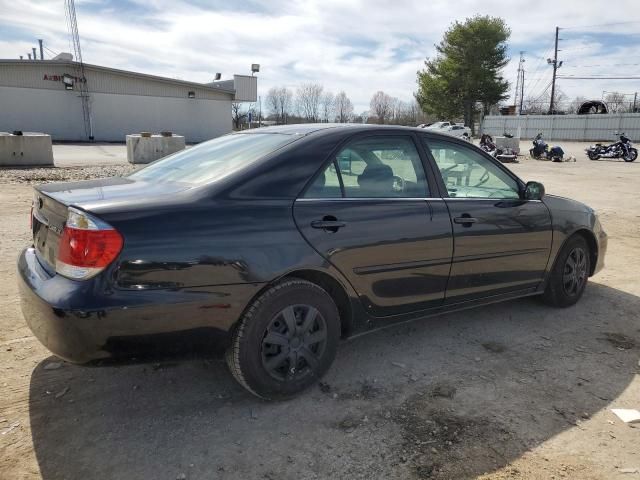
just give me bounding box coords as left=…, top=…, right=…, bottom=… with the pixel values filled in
left=18, top=124, right=607, bottom=399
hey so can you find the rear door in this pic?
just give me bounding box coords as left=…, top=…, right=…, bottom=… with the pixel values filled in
left=294, top=133, right=453, bottom=317
left=420, top=136, right=552, bottom=303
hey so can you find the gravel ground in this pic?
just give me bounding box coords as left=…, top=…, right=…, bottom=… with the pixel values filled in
left=0, top=141, right=639, bottom=480
left=0, top=164, right=137, bottom=184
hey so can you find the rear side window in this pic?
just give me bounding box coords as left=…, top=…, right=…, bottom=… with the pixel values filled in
left=130, top=133, right=298, bottom=185
left=304, top=136, right=429, bottom=198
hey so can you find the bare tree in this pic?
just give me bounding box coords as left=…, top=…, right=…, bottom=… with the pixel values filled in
left=231, top=102, right=247, bottom=129
left=605, top=92, right=628, bottom=113
left=265, top=86, right=293, bottom=124
left=296, top=83, right=324, bottom=122
left=320, top=91, right=335, bottom=123
left=370, top=91, right=393, bottom=124
left=522, top=88, right=568, bottom=114
left=334, top=91, right=354, bottom=123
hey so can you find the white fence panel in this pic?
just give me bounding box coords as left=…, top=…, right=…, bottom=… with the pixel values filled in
left=481, top=114, right=640, bottom=141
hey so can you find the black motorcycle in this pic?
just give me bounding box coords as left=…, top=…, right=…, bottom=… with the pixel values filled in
left=530, top=133, right=564, bottom=161
left=586, top=133, right=637, bottom=162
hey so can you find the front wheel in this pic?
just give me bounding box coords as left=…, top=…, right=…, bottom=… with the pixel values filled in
left=624, top=148, right=637, bottom=162
left=541, top=235, right=590, bottom=308
left=587, top=150, right=599, bottom=160
left=226, top=279, right=341, bottom=400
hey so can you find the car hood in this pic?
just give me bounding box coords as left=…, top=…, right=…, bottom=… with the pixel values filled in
left=37, top=177, right=194, bottom=213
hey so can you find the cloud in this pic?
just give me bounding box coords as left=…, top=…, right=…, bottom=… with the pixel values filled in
left=0, top=0, right=639, bottom=112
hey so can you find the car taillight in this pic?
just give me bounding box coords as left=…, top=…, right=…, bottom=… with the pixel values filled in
left=55, top=207, right=123, bottom=280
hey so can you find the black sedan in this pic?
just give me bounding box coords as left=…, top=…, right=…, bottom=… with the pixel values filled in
left=18, top=124, right=607, bottom=399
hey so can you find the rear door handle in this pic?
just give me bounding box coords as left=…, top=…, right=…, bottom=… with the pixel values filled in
left=311, top=220, right=346, bottom=229
left=453, top=216, right=478, bottom=225
left=311, top=216, right=346, bottom=232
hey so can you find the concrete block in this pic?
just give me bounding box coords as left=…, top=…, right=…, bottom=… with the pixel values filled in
left=0, top=133, right=54, bottom=166
left=126, top=134, right=186, bottom=164
left=495, top=136, right=520, bottom=154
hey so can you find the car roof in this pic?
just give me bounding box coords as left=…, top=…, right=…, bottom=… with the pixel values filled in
left=234, top=123, right=450, bottom=137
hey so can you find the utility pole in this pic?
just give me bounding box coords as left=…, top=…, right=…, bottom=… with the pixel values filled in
left=548, top=26, right=563, bottom=114
left=519, top=68, right=525, bottom=114
left=634, top=92, right=638, bottom=113
left=514, top=51, right=525, bottom=114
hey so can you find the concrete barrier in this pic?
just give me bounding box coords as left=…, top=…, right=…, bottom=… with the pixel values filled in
left=126, top=134, right=186, bottom=164
left=0, top=133, right=54, bottom=166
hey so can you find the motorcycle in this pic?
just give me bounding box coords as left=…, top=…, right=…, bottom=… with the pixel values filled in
left=479, top=134, right=518, bottom=163
left=530, top=133, right=565, bottom=162
left=586, top=133, right=637, bottom=162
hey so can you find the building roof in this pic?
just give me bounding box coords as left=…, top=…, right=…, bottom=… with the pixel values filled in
left=0, top=59, right=236, bottom=95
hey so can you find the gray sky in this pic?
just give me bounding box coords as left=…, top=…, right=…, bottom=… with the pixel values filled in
left=1, top=0, right=639, bottom=112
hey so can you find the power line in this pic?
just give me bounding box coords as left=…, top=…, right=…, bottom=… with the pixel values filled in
left=522, top=41, right=555, bottom=93
left=563, top=62, right=640, bottom=68
left=560, top=20, right=640, bottom=29
left=43, top=46, right=59, bottom=58
left=558, top=76, right=640, bottom=80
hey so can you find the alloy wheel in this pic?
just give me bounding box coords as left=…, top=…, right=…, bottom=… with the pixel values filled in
left=563, top=247, right=587, bottom=296
left=261, top=304, right=328, bottom=381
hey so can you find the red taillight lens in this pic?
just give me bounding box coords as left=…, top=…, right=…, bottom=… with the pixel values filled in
left=55, top=208, right=123, bottom=280
left=58, top=227, right=123, bottom=268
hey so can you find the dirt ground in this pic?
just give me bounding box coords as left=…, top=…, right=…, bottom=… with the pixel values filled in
left=1, top=141, right=639, bottom=480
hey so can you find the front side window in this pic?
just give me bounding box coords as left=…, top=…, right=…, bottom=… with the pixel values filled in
left=305, top=136, right=429, bottom=198
left=423, top=138, right=520, bottom=199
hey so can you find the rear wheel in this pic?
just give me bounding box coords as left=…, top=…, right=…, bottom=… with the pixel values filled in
left=624, top=148, right=637, bottom=162
left=226, top=279, right=340, bottom=400
left=542, top=235, right=590, bottom=308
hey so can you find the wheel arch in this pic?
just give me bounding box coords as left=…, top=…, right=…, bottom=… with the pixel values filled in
left=279, top=269, right=355, bottom=337
left=552, top=229, right=598, bottom=277
left=230, top=268, right=356, bottom=340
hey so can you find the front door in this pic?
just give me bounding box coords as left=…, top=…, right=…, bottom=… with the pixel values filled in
left=421, top=136, right=552, bottom=303
left=294, top=134, right=453, bottom=317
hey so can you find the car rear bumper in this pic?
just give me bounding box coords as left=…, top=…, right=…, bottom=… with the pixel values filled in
left=18, top=247, right=263, bottom=363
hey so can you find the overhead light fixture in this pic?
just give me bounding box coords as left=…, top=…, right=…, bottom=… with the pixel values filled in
left=214, top=73, right=222, bottom=80
left=62, top=74, right=74, bottom=90
left=251, top=63, right=260, bottom=73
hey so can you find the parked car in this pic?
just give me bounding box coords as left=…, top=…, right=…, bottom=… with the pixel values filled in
left=443, top=124, right=472, bottom=138
left=424, top=121, right=452, bottom=130
left=19, top=124, right=607, bottom=400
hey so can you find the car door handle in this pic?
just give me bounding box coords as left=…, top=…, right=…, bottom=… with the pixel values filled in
left=311, top=216, right=346, bottom=232
left=453, top=216, right=478, bottom=225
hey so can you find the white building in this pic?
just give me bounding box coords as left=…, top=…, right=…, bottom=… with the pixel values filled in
left=0, top=58, right=257, bottom=142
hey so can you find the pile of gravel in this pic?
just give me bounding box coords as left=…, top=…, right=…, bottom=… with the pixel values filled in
left=0, top=165, right=137, bottom=184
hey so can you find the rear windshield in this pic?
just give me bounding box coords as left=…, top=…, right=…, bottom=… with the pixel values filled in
left=130, top=133, right=298, bottom=185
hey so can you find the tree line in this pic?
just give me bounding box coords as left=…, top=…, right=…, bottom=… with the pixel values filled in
left=232, top=85, right=432, bottom=129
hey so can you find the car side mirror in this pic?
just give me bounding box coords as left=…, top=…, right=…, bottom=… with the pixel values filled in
left=524, top=181, right=545, bottom=200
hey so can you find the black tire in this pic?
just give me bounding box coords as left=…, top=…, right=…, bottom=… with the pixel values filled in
left=587, top=151, right=599, bottom=160
left=226, top=279, right=340, bottom=400
left=624, top=148, right=637, bottom=162
left=542, top=235, right=590, bottom=308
